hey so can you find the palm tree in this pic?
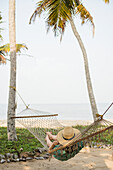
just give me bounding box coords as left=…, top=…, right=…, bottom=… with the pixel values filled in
left=0, top=43, right=28, bottom=64
left=29, top=0, right=98, bottom=121
left=7, top=0, right=17, bottom=141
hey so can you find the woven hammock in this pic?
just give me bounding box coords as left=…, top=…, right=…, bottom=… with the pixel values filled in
left=11, top=103, right=113, bottom=161
left=12, top=104, right=113, bottom=161
left=48, top=117, right=113, bottom=160
left=47, top=103, right=113, bottom=160
left=10, top=86, right=64, bottom=148
left=12, top=107, right=64, bottom=148
left=10, top=87, right=113, bottom=161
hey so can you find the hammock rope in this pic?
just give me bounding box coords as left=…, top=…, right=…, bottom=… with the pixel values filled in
left=47, top=118, right=113, bottom=161
left=12, top=107, right=64, bottom=148
left=10, top=87, right=113, bottom=160
left=12, top=103, right=113, bottom=154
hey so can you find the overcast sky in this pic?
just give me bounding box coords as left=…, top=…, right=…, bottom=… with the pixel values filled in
left=0, top=0, right=113, bottom=105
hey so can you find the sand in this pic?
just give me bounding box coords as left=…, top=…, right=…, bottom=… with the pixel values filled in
left=0, top=120, right=113, bottom=169
left=1, top=119, right=113, bottom=128
left=0, top=120, right=94, bottom=128
left=0, top=148, right=113, bottom=170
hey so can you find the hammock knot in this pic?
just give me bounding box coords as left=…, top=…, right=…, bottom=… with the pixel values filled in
left=96, top=113, right=103, bottom=119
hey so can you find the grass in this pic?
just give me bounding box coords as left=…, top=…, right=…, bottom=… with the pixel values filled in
left=73, top=125, right=113, bottom=145
left=0, top=125, right=113, bottom=155
left=0, top=127, right=43, bottom=155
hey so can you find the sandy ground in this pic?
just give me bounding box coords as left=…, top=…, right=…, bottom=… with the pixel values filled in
left=0, top=120, right=94, bottom=128
left=1, top=119, right=113, bottom=128
left=0, top=119, right=113, bottom=128
left=0, top=148, right=113, bottom=170
left=0, top=120, right=113, bottom=169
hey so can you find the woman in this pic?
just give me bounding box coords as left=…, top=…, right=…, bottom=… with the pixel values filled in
left=45, top=126, right=83, bottom=161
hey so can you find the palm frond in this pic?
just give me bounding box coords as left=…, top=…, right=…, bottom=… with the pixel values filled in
left=15, top=44, right=28, bottom=53
left=46, top=0, right=72, bottom=37
left=103, top=0, right=109, bottom=3
left=0, top=53, right=6, bottom=64
left=30, top=0, right=95, bottom=38
left=29, top=0, right=52, bottom=24
left=76, top=4, right=95, bottom=35
left=0, top=43, right=28, bottom=53
left=0, top=43, right=28, bottom=65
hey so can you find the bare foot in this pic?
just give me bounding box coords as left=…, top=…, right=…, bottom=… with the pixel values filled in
left=46, top=132, right=53, bottom=140
left=45, top=134, right=49, bottom=142
left=46, top=132, right=52, bottom=135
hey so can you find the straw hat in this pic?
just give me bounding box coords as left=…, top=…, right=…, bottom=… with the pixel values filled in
left=57, top=126, right=81, bottom=145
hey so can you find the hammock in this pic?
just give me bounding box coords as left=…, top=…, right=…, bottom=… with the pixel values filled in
left=11, top=103, right=113, bottom=161
left=13, top=107, right=64, bottom=149
left=48, top=117, right=113, bottom=161
left=11, top=87, right=113, bottom=161
left=47, top=103, right=113, bottom=160
left=10, top=86, right=64, bottom=149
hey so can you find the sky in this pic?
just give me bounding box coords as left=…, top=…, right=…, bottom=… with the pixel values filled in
left=0, top=0, right=113, bottom=105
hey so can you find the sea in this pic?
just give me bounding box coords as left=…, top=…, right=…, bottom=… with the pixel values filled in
left=0, top=103, right=113, bottom=121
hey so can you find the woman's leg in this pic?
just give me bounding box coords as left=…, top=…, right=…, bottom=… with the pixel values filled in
left=45, top=134, right=53, bottom=148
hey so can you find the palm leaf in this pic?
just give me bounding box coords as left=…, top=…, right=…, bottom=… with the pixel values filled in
left=29, top=0, right=52, bottom=24
left=76, top=4, right=95, bottom=35
left=0, top=52, right=6, bottom=64
left=0, top=43, right=28, bottom=53
left=103, top=0, right=109, bottom=3
left=46, top=0, right=72, bottom=36
left=30, top=0, right=95, bottom=38
left=0, top=43, right=28, bottom=65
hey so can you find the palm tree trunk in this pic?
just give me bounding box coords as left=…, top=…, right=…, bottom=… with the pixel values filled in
left=7, top=0, right=17, bottom=140
left=70, top=17, right=98, bottom=121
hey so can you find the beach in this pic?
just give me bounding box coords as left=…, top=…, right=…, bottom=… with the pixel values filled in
left=0, top=120, right=113, bottom=169
left=0, top=119, right=113, bottom=128
left=0, top=148, right=113, bottom=170
left=0, top=119, right=94, bottom=128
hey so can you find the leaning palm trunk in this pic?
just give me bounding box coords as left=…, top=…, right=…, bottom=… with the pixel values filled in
left=7, top=0, right=17, bottom=140
left=70, top=17, right=98, bottom=121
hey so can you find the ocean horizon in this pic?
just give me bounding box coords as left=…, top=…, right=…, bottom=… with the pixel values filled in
left=0, top=103, right=113, bottom=121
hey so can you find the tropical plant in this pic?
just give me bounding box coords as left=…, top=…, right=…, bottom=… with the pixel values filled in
left=7, top=0, right=17, bottom=141
left=0, top=51, right=6, bottom=64
left=0, top=43, right=28, bottom=64
left=29, top=0, right=98, bottom=121
left=103, top=0, right=109, bottom=3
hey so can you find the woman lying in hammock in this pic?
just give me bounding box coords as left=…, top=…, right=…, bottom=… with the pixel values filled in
left=45, top=126, right=84, bottom=161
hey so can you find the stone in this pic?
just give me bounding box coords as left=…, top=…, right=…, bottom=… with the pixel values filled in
left=0, top=159, right=6, bottom=164
left=43, top=155, right=49, bottom=159
left=20, top=152, right=29, bottom=158
left=35, top=156, right=44, bottom=160
left=35, top=147, right=47, bottom=154
left=93, top=145, right=97, bottom=148
left=26, top=157, right=33, bottom=160
left=0, top=154, right=5, bottom=159
left=5, top=153, right=11, bottom=159
left=19, top=158, right=22, bottom=161
left=20, top=148, right=23, bottom=151
left=13, top=154, right=18, bottom=159
left=7, top=159, right=11, bottom=163
left=35, top=152, right=40, bottom=157
left=10, top=154, right=14, bottom=159
left=27, top=152, right=35, bottom=157
left=11, top=159, right=17, bottom=162
left=16, top=158, right=20, bottom=162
